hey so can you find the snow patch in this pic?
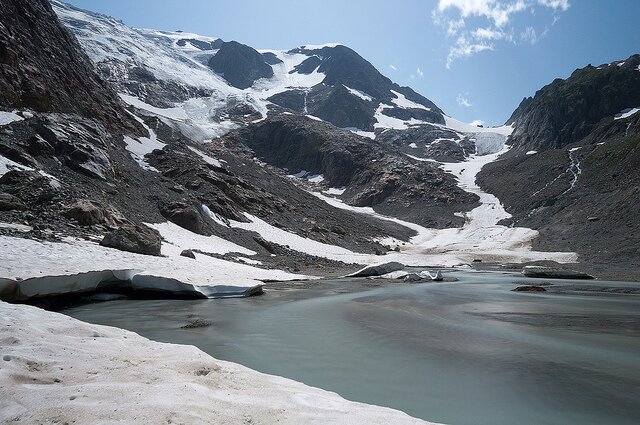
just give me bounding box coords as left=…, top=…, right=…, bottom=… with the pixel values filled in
left=229, top=213, right=361, bottom=262
left=323, top=187, right=346, bottom=195
left=123, top=126, right=166, bottom=173
left=0, top=111, right=24, bottom=126
left=390, top=90, right=431, bottom=111
left=526, top=150, right=537, bottom=155
left=442, top=116, right=514, bottom=136
left=187, top=146, right=223, bottom=168
left=344, top=85, right=373, bottom=102
left=614, top=107, right=640, bottom=120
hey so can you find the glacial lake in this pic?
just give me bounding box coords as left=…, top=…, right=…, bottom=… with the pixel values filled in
left=64, top=270, right=640, bottom=425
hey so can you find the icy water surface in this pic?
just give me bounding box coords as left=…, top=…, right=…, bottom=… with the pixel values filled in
left=65, top=270, right=640, bottom=425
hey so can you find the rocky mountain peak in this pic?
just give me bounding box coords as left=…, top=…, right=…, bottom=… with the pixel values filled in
left=208, top=40, right=274, bottom=89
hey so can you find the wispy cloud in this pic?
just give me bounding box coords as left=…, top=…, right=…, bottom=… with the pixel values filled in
left=389, top=64, right=397, bottom=71
left=537, top=0, right=570, bottom=11
left=433, top=0, right=570, bottom=68
left=457, top=93, right=473, bottom=108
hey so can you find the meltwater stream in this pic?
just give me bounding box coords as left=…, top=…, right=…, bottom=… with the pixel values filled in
left=64, top=270, right=640, bottom=425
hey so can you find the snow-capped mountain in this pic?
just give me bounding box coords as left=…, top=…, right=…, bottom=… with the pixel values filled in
left=52, top=0, right=457, bottom=142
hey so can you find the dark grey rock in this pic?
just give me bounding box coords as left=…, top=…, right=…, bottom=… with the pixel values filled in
left=522, top=266, right=594, bottom=280
left=180, top=249, right=196, bottom=259
left=62, top=200, right=104, bottom=225
left=208, top=41, right=274, bottom=89
left=512, top=285, right=547, bottom=292
left=160, top=201, right=210, bottom=235
left=348, top=261, right=404, bottom=277
left=0, top=193, right=26, bottom=211
left=100, top=224, right=162, bottom=256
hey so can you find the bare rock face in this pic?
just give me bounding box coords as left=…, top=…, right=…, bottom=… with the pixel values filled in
left=0, top=0, right=139, bottom=134
left=224, top=114, right=479, bottom=228
left=207, top=41, right=274, bottom=89
left=100, top=224, right=162, bottom=256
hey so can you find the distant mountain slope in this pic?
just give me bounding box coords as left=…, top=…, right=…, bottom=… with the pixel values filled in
left=506, top=55, right=640, bottom=153
left=51, top=1, right=446, bottom=137
left=222, top=114, right=478, bottom=228
left=478, top=55, right=640, bottom=276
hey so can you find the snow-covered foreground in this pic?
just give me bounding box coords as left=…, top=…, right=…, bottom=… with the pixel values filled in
left=0, top=302, right=437, bottom=425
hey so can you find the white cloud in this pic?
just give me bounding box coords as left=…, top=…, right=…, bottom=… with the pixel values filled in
left=538, top=0, right=570, bottom=11
left=457, top=93, right=473, bottom=107
left=433, top=0, right=570, bottom=68
left=438, top=0, right=527, bottom=27
left=447, top=35, right=494, bottom=69
left=520, top=26, right=537, bottom=43
left=473, top=26, right=507, bottom=40
left=416, top=67, right=424, bottom=77
left=470, top=119, right=485, bottom=127
left=389, top=64, right=397, bottom=71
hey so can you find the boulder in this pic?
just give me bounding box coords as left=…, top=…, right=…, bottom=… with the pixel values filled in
left=0, top=193, right=26, bottom=211
left=160, top=201, right=209, bottom=235
left=347, top=261, right=404, bottom=278
left=180, top=249, right=196, bottom=259
left=522, top=266, right=594, bottom=280
left=512, top=285, right=547, bottom=292
left=100, top=224, right=162, bottom=256
left=63, top=200, right=104, bottom=225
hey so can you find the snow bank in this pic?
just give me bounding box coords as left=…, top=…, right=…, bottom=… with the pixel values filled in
left=0, top=232, right=306, bottom=301
left=229, top=213, right=361, bottom=261
left=0, top=302, right=436, bottom=425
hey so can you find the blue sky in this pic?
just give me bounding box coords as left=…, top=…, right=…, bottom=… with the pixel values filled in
left=64, top=0, right=640, bottom=126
